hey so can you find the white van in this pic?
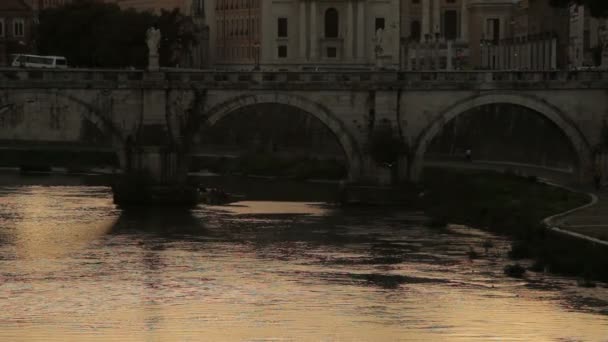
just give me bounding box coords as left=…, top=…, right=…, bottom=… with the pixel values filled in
left=10, top=54, right=68, bottom=69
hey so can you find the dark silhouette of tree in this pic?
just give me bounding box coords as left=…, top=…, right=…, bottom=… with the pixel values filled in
left=157, top=9, right=197, bottom=67
left=550, top=0, right=608, bottom=18
left=37, top=0, right=194, bottom=68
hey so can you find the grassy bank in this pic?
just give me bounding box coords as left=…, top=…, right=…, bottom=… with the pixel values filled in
left=190, top=154, right=347, bottom=180
left=420, top=168, right=608, bottom=282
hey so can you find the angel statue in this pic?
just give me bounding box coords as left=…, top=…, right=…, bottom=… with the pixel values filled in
left=146, top=25, right=161, bottom=71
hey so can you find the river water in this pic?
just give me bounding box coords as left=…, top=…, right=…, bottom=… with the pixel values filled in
left=0, top=173, right=607, bottom=341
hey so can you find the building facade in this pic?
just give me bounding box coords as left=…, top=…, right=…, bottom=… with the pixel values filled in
left=569, top=4, right=606, bottom=68
left=211, top=0, right=261, bottom=67
left=0, top=0, right=35, bottom=66
left=209, top=0, right=401, bottom=70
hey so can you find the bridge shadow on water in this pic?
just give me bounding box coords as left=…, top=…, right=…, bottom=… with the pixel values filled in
left=105, top=203, right=449, bottom=290
left=108, top=208, right=213, bottom=239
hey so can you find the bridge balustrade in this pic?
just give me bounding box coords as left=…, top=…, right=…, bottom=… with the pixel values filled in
left=1, top=68, right=608, bottom=88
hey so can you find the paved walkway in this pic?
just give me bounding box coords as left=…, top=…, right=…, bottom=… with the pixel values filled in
left=426, top=160, right=608, bottom=245
left=549, top=191, right=608, bottom=244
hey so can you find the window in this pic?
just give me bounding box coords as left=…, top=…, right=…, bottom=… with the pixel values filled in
left=324, top=8, right=339, bottom=38
left=327, top=47, right=337, bottom=58
left=13, top=18, right=24, bottom=37
left=486, top=18, right=500, bottom=43
left=410, top=20, right=421, bottom=42
left=277, top=17, right=287, bottom=37
left=375, top=18, right=385, bottom=31
left=443, top=10, right=457, bottom=40
left=278, top=45, right=287, bottom=58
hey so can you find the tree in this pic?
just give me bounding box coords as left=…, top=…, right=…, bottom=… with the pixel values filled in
left=550, top=0, right=608, bottom=18
left=157, top=9, right=197, bottom=67
left=37, top=0, right=193, bottom=68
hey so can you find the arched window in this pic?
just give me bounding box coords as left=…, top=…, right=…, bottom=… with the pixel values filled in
left=410, top=20, right=421, bottom=42
left=325, top=8, right=339, bottom=38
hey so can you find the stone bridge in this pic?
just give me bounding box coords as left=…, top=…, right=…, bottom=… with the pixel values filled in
left=1, top=68, right=607, bottom=201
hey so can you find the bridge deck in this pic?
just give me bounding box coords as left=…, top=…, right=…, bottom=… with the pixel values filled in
left=1, top=69, right=608, bottom=90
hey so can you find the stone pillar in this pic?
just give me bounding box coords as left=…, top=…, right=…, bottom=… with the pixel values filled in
left=460, top=0, right=468, bottom=42
left=300, top=0, right=307, bottom=60
left=422, top=0, right=430, bottom=38
left=497, top=43, right=502, bottom=69
left=544, top=38, right=551, bottom=70
left=434, top=41, right=440, bottom=69
left=310, top=0, right=318, bottom=60
left=524, top=40, right=530, bottom=69
left=535, top=40, right=541, bottom=69
left=409, top=45, right=416, bottom=70
left=551, top=37, right=557, bottom=69
left=114, top=147, right=198, bottom=207
left=530, top=40, right=536, bottom=70
left=346, top=0, right=354, bottom=60
left=515, top=43, right=521, bottom=69
left=357, top=0, right=365, bottom=59
left=505, top=43, right=511, bottom=69
left=432, top=0, right=440, bottom=37
left=446, top=40, right=453, bottom=70
left=539, top=39, right=545, bottom=70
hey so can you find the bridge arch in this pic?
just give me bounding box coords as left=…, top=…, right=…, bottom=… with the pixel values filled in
left=200, top=93, right=364, bottom=181
left=411, top=92, right=593, bottom=181
left=36, top=90, right=126, bottom=144
left=0, top=90, right=127, bottom=167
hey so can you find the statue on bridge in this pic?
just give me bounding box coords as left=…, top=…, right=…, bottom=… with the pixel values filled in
left=600, top=22, right=608, bottom=69
left=146, top=25, right=162, bottom=71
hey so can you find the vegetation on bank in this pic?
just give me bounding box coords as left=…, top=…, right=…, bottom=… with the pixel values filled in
left=419, top=168, right=608, bottom=282
left=190, top=154, right=347, bottom=180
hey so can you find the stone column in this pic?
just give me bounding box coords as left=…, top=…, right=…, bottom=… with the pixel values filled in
left=409, top=45, right=416, bottom=71
left=460, top=0, right=468, bottom=42
left=529, top=40, right=535, bottom=70
left=346, top=0, right=354, bottom=60
left=432, top=0, right=440, bottom=37
left=357, top=0, right=365, bottom=60
left=422, top=0, right=430, bottom=39
left=311, top=0, right=318, bottom=60
left=496, top=43, right=502, bottom=69
left=551, top=37, right=557, bottom=69
left=539, top=39, right=545, bottom=70
left=434, top=41, right=440, bottom=69
left=524, top=40, right=530, bottom=69
left=446, top=40, right=453, bottom=70
left=300, top=0, right=307, bottom=60
left=544, top=38, right=551, bottom=70
left=534, top=40, right=540, bottom=69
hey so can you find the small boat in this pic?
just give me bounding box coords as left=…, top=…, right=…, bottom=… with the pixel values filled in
left=198, top=187, right=245, bottom=205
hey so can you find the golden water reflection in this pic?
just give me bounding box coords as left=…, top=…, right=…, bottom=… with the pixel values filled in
left=0, top=188, right=606, bottom=341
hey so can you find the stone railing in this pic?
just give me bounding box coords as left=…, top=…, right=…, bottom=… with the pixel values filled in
left=1, top=68, right=608, bottom=88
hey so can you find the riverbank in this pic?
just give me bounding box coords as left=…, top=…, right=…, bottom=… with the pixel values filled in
left=420, top=167, right=608, bottom=282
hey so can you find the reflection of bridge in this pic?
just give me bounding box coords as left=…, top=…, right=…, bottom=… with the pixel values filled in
left=1, top=68, right=606, bottom=201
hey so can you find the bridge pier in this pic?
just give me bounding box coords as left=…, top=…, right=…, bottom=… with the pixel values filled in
left=112, top=147, right=198, bottom=207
